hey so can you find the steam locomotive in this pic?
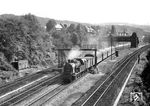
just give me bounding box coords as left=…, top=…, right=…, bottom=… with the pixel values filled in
left=62, top=54, right=96, bottom=82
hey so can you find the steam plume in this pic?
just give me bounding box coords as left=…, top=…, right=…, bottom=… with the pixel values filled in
left=67, top=46, right=82, bottom=60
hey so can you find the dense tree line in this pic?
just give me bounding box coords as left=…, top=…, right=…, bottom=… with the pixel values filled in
left=0, top=14, right=55, bottom=69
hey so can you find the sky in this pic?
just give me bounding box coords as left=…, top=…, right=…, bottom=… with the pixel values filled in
left=0, top=0, right=150, bottom=25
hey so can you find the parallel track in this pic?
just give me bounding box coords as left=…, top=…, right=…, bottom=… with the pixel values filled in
left=0, top=72, right=44, bottom=96
left=0, top=68, right=54, bottom=95
left=26, top=71, right=89, bottom=106
left=73, top=45, right=150, bottom=106
left=26, top=83, right=70, bottom=106
left=0, top=66, right=57, bottom=99
left=0, top=74, right=61, bottom=106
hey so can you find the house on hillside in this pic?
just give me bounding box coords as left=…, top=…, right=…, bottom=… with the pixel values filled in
left=117, top=32, right=129, bottom=36
left=55, top=24, right=63, bottom=30
left=85, top=26, right=95, bottom=34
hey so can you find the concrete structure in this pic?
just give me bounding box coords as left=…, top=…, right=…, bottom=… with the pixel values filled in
left=11, top=60, right=29, bottom=71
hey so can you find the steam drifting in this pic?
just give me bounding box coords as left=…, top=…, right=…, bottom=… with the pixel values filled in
left=87, top=36, right=98, bottom=45
left=67, top=46, right=82, bottom=60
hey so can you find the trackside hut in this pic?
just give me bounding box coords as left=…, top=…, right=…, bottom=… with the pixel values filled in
left=11, top=60, right=29, bottom=71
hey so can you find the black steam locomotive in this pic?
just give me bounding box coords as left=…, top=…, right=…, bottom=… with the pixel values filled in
left=62, top=54, right=96, bottom=82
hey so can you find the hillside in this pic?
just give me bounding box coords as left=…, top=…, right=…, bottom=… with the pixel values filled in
left=0, top=14, right=56, bottom=74
left=0, top=13, right=150, bottom=83
left=2, top=14, right=150, bottom=37
left=0, top=14, right=149, bottom=62
left=36, top=16, right=150, bottom=43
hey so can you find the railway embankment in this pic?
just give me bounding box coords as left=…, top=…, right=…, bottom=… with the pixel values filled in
left=117, top=49, right=150, bottom=106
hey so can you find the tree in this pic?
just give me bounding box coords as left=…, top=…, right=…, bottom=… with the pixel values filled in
left=0, top=17, right=24, bottom=62
left=51, top=32, right=60, bottom=39
left=46, top=19, right=56, bottom=32
left=70, top=32, right=80, bottom=46
left=67, top=24, right=76, bottom=33
left=22, top=14, right=42, bottom=40
left=76, top=24, right=86, bottom=34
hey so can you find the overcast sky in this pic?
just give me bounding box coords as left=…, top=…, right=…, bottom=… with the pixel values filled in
left=0, top=0, right=150, bottom=25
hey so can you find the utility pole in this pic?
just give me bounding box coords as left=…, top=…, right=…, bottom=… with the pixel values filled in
left=110, top=33, right=112, bottom=60
left=110, top=25, right=115, bottom=60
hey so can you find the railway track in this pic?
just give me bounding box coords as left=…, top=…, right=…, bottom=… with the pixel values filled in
left=25, top=82, right=71, bottom=106
left=0, top=73, right=61, bottom=106
left=25, top=70, right=90, bottom=106
left=0, top=72, right=44, bottom=96
left=72, top=45, right=150, bottom=106
left=0, top=66, right=58, bottom=98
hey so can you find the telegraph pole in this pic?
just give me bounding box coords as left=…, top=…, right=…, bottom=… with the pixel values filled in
left=110, top=25, right=115, bottom=60
left=110, top=33, right=112, bottom=60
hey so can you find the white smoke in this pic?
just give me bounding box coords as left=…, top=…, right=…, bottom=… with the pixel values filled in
left=101, top=41, right=109, bottom=49
left=87, top=36, right=98, bottom=45
left=67, top=46, right=82, bottom=60
left=87, top=34, right=109, bottom=49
